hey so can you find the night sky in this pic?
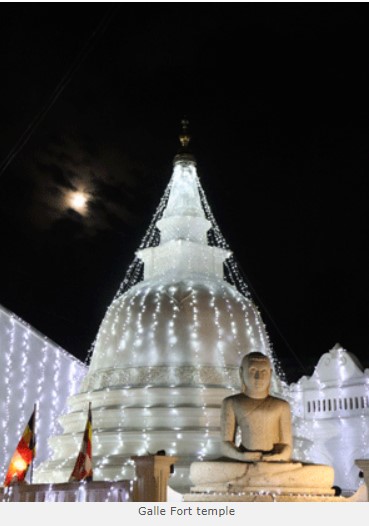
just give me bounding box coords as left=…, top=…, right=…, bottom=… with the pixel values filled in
left=1, top=4, right=369, bottom=383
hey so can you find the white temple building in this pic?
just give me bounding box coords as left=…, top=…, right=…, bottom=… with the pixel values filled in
left=28, top=123, right=369, bottom=493
left=0, top=303, right=87, bottom=482
left=290, top=343, right=369, bottom=491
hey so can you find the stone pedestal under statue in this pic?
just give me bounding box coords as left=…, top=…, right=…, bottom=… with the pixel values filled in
left=188, top=459, right=335, bottom=496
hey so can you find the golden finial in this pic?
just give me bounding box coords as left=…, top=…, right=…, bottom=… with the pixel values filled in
left=173, top=118, right=195, bottom=165
left=179, top=118, right=191, bottom=149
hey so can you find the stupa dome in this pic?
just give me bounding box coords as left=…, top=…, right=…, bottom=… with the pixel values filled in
left=84, top=275, right=269, bottom=392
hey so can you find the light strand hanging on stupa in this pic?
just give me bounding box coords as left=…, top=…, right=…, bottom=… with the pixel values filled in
left=84, top=165, right=273, bottom=368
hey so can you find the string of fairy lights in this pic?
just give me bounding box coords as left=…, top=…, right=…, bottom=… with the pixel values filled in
left=84, top=180, right=172, bottom=366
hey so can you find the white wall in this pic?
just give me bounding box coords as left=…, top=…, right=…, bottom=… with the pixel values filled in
left=0, top=304, right=87, bottom=482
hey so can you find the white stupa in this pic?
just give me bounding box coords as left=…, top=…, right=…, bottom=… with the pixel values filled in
left=35, top=122, right=283, bottom=490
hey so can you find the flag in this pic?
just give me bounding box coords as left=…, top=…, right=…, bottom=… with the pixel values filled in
left=4, top=407, right=36, bottom=486
left=69, top=402, right=93, bottom=482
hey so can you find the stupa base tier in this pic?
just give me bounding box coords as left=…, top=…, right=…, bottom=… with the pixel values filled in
left=59, top=407, right=224, bottom=433
left=49, top=429, right=221, bottom=458
left=34, top=456, right=136, bottom=484
left=68, top=385, right=235, bottom=413
left=36, top=383, right=235, bottom=492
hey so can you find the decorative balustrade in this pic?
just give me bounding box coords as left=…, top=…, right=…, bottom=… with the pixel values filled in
left=0, top=455, right=177, bottom=502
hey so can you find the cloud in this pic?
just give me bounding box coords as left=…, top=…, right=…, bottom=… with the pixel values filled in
left=27, top=134, right=144, bottom=235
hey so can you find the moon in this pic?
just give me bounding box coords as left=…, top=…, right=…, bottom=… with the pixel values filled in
left=67, top=191, right=89, bottom=214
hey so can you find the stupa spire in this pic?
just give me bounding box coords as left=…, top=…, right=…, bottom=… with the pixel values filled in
left=173, top=118, right=196, bottom=165
left=179, top=118, right=191, bottom=149
left=137, top=120, right=230, bottom=280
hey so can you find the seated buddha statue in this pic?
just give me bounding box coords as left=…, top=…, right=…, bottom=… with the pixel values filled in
left=189, top=352, right=335, bottom=495
left=221, top=351, right=292, bottom=462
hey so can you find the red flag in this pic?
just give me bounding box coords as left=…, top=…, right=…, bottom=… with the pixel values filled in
left=4, top=408, right=36, bottom=486
left=69, top=403, right=93, bottom=482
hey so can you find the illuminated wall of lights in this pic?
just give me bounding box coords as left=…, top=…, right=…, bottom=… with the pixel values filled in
left=0, top=304, right=87, bottom=482
left=289, top=343, right=369, bottom=491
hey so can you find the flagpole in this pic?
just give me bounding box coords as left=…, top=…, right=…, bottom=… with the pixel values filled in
left=29, top=403, right=36, bottom=485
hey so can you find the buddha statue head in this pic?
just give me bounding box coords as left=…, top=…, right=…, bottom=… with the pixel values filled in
left=240, top=352, right=272, bottom=399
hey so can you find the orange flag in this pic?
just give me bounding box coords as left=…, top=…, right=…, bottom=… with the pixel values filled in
left=69, top=403, right=93, bottom=482
left=4, top=408, right=36, bottom=486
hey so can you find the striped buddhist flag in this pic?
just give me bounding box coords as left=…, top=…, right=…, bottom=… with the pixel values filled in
left=69, top=402, right=93, bottom=482
left=4, top=407, right=36, bottom=486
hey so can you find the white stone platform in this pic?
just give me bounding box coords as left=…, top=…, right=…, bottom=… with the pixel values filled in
left=188, top=460, right=335, bottom=495
left=184, top=485, right=368, bottom=502
left=183, top=460, right=368, bottom=501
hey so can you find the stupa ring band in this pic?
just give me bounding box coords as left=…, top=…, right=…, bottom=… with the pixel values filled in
left=81, top=366, right=240, bottom=391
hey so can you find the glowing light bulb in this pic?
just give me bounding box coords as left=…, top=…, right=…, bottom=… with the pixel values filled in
left=12, top=457, right=27, bottom=471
